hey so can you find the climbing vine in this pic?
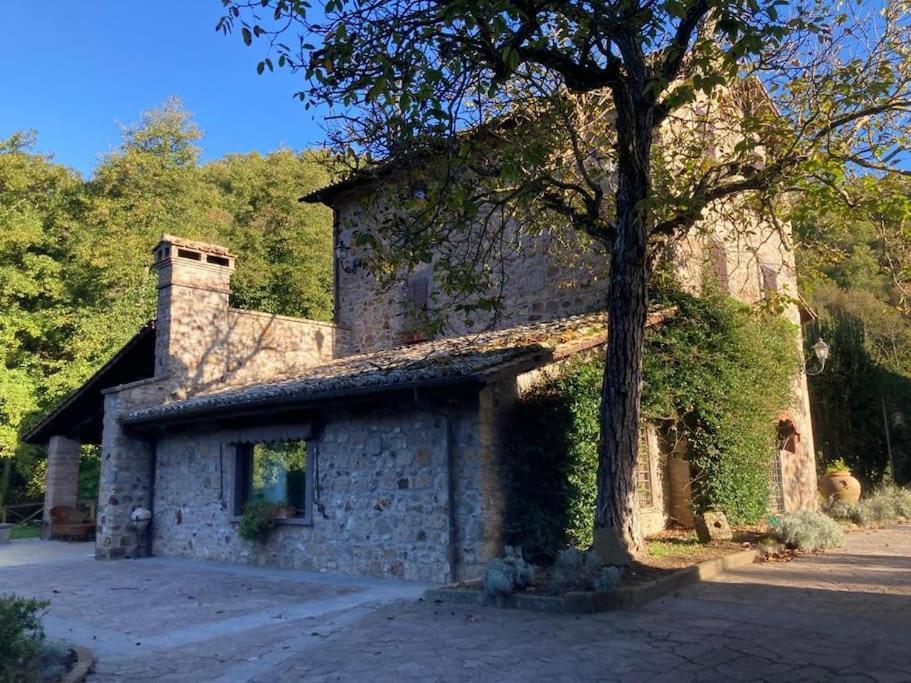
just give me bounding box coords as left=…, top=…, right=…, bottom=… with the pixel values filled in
left=643, top=288, right=800, bottom=523
left=505, top=288, right=799, bottom=558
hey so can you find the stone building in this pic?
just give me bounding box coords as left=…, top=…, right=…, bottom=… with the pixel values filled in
left=25, top=167, right=817, bottom=582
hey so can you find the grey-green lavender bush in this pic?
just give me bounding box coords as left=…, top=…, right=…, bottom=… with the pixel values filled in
left=774, top=510, right=845, bottom=551
left=482, top=546, right=536, bottom=597
left=825, top=485, right=911, bottom=527
left=823, top=499, right=858, bottom=522
left=549, top=548, right=624, bottom=594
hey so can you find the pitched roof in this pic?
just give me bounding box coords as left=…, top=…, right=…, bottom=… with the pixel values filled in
left=123, top=312, right=614, bottom=427
left=24, top=322, right=157, bottom=445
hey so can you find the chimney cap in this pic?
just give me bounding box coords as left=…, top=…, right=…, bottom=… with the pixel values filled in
left=154, top=234, right=236, bottom=259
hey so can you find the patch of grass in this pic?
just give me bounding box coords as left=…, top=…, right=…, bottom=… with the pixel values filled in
left=10, top=524, right=41, bottom=540
left=646, top=537, right=705, bottom=559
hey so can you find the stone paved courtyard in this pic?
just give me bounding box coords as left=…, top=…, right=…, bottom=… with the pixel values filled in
left=1, top=525, right=909, bottom=681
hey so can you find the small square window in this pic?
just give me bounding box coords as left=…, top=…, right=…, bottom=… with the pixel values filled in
left=234, top=440, right=312, bottom=523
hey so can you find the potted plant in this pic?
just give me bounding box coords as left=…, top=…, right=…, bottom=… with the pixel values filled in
left=237, top=499, right=277, bottom=542
left=819, top=458, right=862, bottom=504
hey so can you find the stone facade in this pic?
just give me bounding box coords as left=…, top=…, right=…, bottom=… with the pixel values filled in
left=96, top=376, right=170, bottom=559
left=149, top=399, right=503, bottom=584
left=153, top=235, right=346, bottom=398
left=334, top=196, right=610, bottom=354
left=85, top=162, right=819, bottom=577
left=42, top=435, right=81, bottom=535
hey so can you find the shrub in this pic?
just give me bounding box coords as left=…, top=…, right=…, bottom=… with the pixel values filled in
left=503, top=353, right=601, bottom=558
left=774, top=510, right=845, bottom=551
left=503, top=290, right=799, bottom=560
left=549, top=548, right=624, bottom=594
left=823, top=499, right=858, bottom=522
left=892, top=486, right=911, bottom=517
left=644, top=289, right=800, bottom=524
left=237, top=498, right=276, bottom=542
left=482, top=547, right=536, bottom=598
left=34, top=643, right=73, bottom=683
left=824, top=458, right=851, bottom=475
left=841, top=485, right=911, bottom=527
left=0, top=594, right=49, bottom=683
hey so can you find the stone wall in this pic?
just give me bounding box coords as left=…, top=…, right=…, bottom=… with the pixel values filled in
left=153, top=235, right=347, bottom=399
left=333, top=190, right=611, bottom=354
left=96, top=376, right=171, bottom=559
left=43, top=436, right=80, bottom=533
left=220, top=309, right=344, bottom=386
left=150, top=398, right=499, bottom=584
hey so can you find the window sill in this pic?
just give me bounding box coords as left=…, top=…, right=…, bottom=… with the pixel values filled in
left=229, top=516, right=313, bottom=527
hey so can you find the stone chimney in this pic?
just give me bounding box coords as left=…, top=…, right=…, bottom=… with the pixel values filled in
left=152, top=235, right=236, bottom=390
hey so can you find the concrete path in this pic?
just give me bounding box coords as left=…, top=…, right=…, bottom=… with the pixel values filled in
left=1, top=526, right=909, bottom=681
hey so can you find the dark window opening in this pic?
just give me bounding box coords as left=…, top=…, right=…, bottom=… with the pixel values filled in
left=177, top=248, right=202, bottom=261
left=234, top=440, right=311, bottom=523
left=761, top=264, right=779, bottom=294
left=206, top=254, right=230, bottom=267
left=777, top=419, right=799, bottom=454
left=402, top=273, right=431, bottom=343
left=709, top=240, right=729, bottom=292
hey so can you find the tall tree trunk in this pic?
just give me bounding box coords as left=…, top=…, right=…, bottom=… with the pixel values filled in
left=593, top=103, right=652, bottom=564
left=0, top=457, right=12, bottom=509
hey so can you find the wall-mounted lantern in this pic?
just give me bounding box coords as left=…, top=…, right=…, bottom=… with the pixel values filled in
left=805, top=338, right=830, bottom=376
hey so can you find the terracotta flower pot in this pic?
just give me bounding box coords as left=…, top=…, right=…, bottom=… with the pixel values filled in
left=272, top=506, right=296, bottom=520
left=820, top=471, right=862, bottom=504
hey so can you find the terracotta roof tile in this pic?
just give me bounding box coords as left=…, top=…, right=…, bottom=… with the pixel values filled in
left=124, top=312, right=612, bottom=425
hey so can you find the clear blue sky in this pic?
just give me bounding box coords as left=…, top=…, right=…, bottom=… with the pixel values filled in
left=1, top=1, right=326, bottom=176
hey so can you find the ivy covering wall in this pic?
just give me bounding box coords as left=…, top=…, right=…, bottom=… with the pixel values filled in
left=505, top=289, right=799, bottom=558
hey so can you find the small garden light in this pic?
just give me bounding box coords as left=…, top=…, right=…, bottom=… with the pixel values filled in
left=806, top=338, right=830, bottom=376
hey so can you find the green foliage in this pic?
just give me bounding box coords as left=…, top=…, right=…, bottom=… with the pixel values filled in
left=794, top=177, right=911, bottom=485
left=827, top=485, right=911, bottom=527
left=773, top=510, right=845, bottom=551
left=824, top=458, right=851, bottom=476
left=237, top=498, right=277, bottom=542
left=504, top=352, right=601, bottom=558
left=0, top=100, right=334, bottom=505
left=506, top=289, right=799, bottom=556
left=0, top=594, right=49, bottom=683
left=549, top=548, right=623, bottom=595
left=482, top=546, right=535, bottom=598
left=643, top=288, right=799, bottom=524
left=800, top=287, right=911, bottom=484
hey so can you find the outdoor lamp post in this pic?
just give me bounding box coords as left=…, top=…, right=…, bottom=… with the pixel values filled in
left=805, top=338, right=830, bottom=376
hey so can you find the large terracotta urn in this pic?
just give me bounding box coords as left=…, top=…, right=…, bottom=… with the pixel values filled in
left=820, top=471, right=862, bottom=504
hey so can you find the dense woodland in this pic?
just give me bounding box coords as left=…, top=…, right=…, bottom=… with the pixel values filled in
left=1, top=99, right=909, bottom=507
left=0, top=100, right=333, bottom=505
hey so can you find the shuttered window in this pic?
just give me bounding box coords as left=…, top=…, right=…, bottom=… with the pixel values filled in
left=709, top=240, right=729, bottom=291
left=761, top=264, right=779, bottom=294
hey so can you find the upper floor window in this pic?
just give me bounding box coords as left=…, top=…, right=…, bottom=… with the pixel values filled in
left=402, top=271, right=431, bottom=343
left=709, top=239, right=729, bottom=292
left=637, top=428, right=656, bottom=509
left=234, top=440, right=312, bottom=524
left=760, top=264, right=779, bottom=294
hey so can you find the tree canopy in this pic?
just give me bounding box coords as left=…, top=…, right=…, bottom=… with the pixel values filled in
left=221, top=0, right=911, bottom=557
left=0, top=101, right=333, bottom=505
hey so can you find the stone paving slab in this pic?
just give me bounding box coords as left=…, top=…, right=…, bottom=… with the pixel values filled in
left=2, top=527, right=910, bottom=681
